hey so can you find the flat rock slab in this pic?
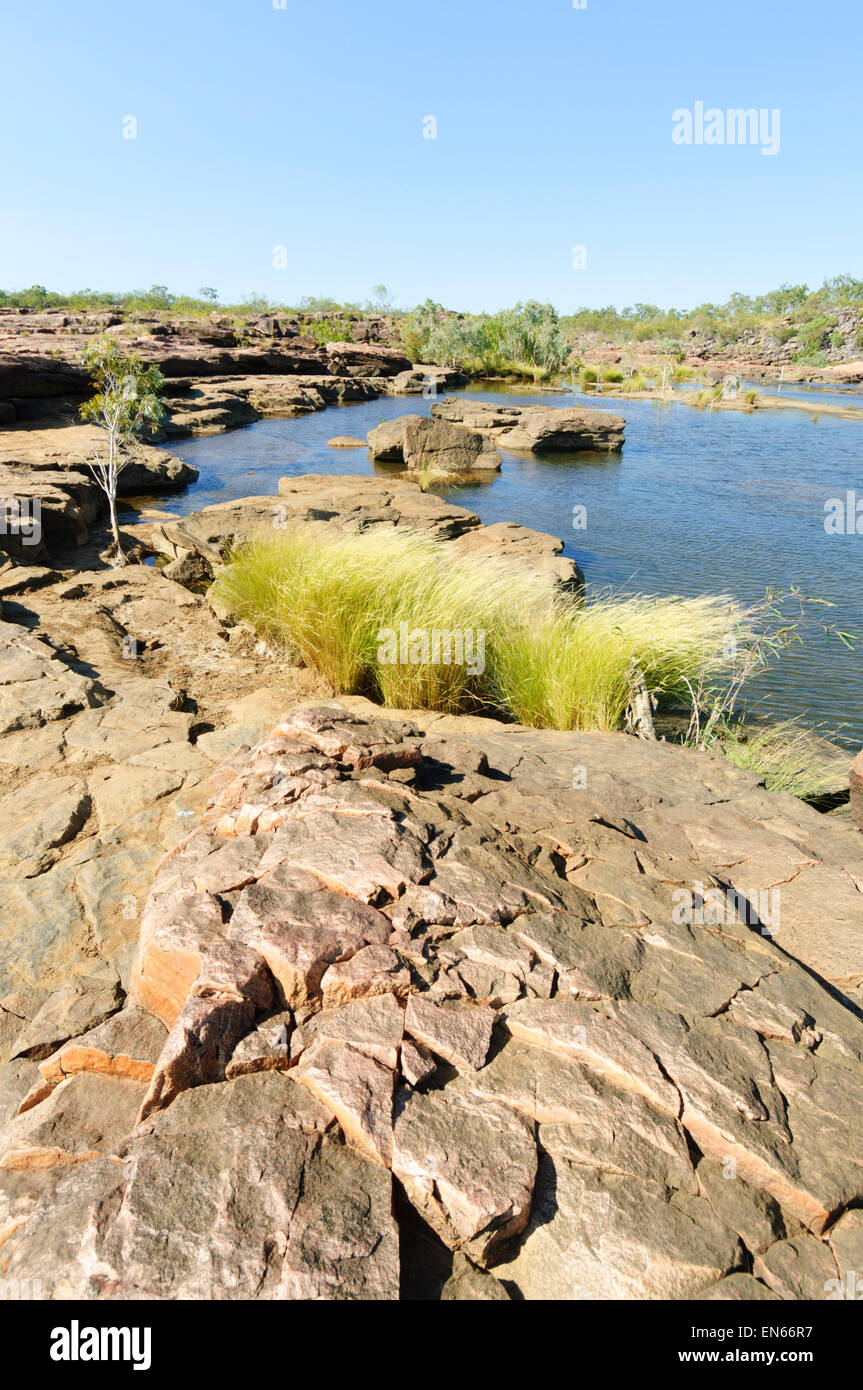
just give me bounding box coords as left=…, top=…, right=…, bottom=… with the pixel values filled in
left=0, top=1073, right=399, bottom=1299
left=6, top=701, right=862, bottom=1300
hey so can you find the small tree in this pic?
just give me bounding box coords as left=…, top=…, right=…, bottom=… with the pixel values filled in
left=78, top=337, right=165, bottom=564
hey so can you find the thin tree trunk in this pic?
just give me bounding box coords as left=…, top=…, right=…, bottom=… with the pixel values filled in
left=108, top=426, right=126, bottom=565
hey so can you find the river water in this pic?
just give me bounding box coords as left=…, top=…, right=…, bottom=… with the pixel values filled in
left=155, top=383, right=863, bottom=752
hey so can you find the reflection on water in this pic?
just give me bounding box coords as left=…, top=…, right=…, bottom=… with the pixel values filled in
left=157, top=383, right=863, bottom=751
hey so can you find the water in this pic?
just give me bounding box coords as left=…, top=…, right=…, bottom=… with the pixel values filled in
left=154, top=383, right=863, bottom=752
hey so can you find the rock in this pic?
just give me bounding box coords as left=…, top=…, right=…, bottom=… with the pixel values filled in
left=441, top=1252, right=510, bottom=1300
left=497, top=1155, right=741, bottom=1299
left=227, top=871, right=393, bottom=1008
left=325, top=342, right=412, bottom=378
left=828, top=1209, right=863, bottom=1284
left=392, top=1085, right=537, bottom=1264
left=294, top=1039, right=394, bottom=1164
left=367, top=415, right=419, bottom=462
left=850, top=748, right=863, bottom=829
left=402, top=416, right=502, bottom=473
left=225, top=1011, right=293, bottom=1078
left=431, top=397, right=625, bottom=452
left=699, top=1273, right=781, bottom=1300
left=327, top=436, right=368, bottom=448
left=320, top=944, right=411, bottom=1008
left=391, top=366, right=468, bottom=395
left=400, top=1037, right=438, bottom=1088
left=32, top=1004, right=167, bottom=1094
left=367, top=414, right=502, bottom=472
left=10, top=977, right=124, bottom=1061
left=404, top=995, right=495, bottom=1071
left=754, top=1236, right=839, bottom=1301
left=8, top=699, right=862, bottom=1300
left=0, top=1073, right=399, bottom=1299
left=502, top=997, right=680, bottom=1116
left=0, top=1072, right=147, bottom=1171
left=0, top=776, right=91, bottom=877
left=291, top=993, right=404, bottom=1069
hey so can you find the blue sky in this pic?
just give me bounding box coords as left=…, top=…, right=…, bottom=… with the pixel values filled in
left=1, top=0, right=860, bottom=312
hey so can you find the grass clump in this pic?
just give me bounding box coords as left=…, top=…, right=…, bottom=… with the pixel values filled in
left=213, top=526, right=742, bottom=732
left=709, top=719, right=848, bottom=799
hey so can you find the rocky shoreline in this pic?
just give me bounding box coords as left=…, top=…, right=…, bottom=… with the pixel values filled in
left=0, top=308, right=861, bottom=1302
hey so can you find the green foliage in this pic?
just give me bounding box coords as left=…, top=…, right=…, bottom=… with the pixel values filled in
left=78, top=337, right=165, bottom=439
left=402, top=299, right=567, bottom=377
left=306, top=318, right=355, bottom=345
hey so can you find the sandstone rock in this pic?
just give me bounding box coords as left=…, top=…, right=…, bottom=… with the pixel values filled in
left=392, top=1085, right=537, bottom=1264
left=291, top=993, right=404, bottom=1069
left=320, top=944, right=412, bottom=1007
left=497, top=1157, right=740, bottom=1299
left=441, top=1252, right=510, bottom=1300
left=502, top=998, right=680, bottom=1116
left=25, top=1004, right=166, bottom=1115
left=754, top=1235, right=839, bottom=1301
left=325, top=341, right=412, bottom=378
left=294, top=1039, right=394, bottom=1164
left=0, top=776, right=91, bottom=877
left=227, top=870, right=393, bottom=1007
left=404, top=995, right=495, bottom=1071
left=431, top=397, right=625, bottom=452
left=851, top=748, right=863, bottom=829
left=10, top=976, right=124, bottom=1061
left=699, top=1273, right=781, bottom=1301
left=13, top=698, right=860, bottom=1300
left=137, top=942, right=273, bottom=1120
left=402, top=416, right=502, bottom=473
left=327, top=435, right=368, bottom=448
left=0, top=1073, right=398, bottom=1299
left=225, top=1011, right=292, bottom=1078
left=366, top=415, right=420, bottom=462
left=400, top=1037, right=438, bottom=1088
left=0, top=1072, right=147, bottom=1171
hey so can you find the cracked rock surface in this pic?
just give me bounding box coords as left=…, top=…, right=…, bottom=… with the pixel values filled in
left=1, top=702, right=862, bottom=1300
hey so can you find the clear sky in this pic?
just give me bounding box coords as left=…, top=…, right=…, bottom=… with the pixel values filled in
left=1, top=0, right=860, bottom=312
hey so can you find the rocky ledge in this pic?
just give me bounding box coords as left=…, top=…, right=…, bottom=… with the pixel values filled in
left=0, top=424, right=197, bottom=559
left=0, top=309, right=465, bottom=431
left=430, top=396, right=626, bottom=452
left=1, top=700, right=861, bottom=1300
left=367, top=401, right=625, bottom=468
left=146, top=473, right=586, bottom=597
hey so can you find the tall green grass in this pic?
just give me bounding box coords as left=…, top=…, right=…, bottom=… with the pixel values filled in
left=212, top=526, right=743, bottom=732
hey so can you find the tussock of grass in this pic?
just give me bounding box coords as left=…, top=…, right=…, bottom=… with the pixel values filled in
left=213, top=526, right=743, bottom=732
left=711, top=720, right=848, bottom=799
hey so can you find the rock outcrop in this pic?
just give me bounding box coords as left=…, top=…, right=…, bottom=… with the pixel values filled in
left=367, top=414, right=502, bottom=471
left=430, top=397, right=626, bottom=452
left=143, top=475, right=584, bottom=597
left=0, top=425, right=197, bottom=558
left=2, top=701, right=861, bottom=1299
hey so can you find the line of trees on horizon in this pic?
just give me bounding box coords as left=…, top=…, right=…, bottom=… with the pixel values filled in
left=2, top=275, right=861, bottom=369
